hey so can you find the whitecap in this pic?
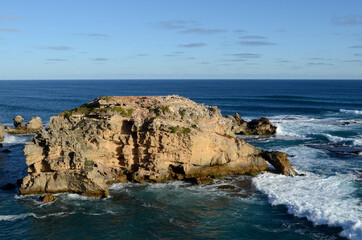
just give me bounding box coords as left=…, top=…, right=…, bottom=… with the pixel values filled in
left=340, top=109, right=362, bottom=115
left=2, top=132, right=31, bottom=144
left=253, top=173, right=362, bottom=240
left=269, top=115, right=342, bottom=139
left=0, top=213, right=36, bottom=221
left=325, top=133, right=362, bottom=146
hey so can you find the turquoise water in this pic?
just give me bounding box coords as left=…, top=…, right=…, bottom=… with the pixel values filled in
left=0, top=80, right=361, bottom=239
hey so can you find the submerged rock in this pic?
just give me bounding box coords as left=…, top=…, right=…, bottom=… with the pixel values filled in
left=0, top=123, right=4, bottom=142
left=41, top=193, right=56, bottom=203
left=226, top=114, right=277, bottom=135
left=5, top=116, right=43, bottom=134
left=19, top=95, right=296, bottom=197
left=1, top=183, right=16, bottom=190
left=217, top=185, right=236, bottom=190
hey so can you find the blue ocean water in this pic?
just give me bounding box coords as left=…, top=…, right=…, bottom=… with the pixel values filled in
left=0, top=80, right=361, bottom=240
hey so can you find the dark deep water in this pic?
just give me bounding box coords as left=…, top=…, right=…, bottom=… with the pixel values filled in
left=0, top=80, right=361, bottom=240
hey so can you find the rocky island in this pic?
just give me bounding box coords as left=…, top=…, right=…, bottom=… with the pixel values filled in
left=20, top=96, right=297, bottom=197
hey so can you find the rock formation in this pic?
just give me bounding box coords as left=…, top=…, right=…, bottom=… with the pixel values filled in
left=41, top=193, right=56, bottom=203
left=5, top=116, right=43, bottom=134
left=20, top=96, right=297, bottom=197
left=0, top=123, right=4, bottom=142
left=226, top=113, right=277, bottom=135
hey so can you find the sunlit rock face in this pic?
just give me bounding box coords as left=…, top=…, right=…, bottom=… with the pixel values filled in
left=20, top=95, right=296, bottom=197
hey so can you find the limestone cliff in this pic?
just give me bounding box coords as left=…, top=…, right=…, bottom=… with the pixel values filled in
left=20, top=96, right=296, bottom=197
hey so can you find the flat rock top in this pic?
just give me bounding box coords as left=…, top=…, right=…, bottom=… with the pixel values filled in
left=95, top=95, right=196, bottom=107
left=58, top=95, right=219, bottom=124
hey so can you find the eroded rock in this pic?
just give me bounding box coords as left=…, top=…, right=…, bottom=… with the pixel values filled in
left=226, top=114, right=277, bottom=135
left=5, top=116, right=43, bottom=134
left=19, top=95, right=295, bottom=197
left=260, top=151, right=298, bottom=176
left=41, top=193, right=56, bottom=203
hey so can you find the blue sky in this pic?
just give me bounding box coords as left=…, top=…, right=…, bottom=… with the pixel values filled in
left=0, top=0, right=362, bottom=79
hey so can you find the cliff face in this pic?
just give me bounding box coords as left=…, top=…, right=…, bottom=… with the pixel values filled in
left=20, top=96, right=296, bottom=197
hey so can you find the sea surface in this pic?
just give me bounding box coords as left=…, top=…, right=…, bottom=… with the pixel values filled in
left=0, top=80, right=361, bottom=240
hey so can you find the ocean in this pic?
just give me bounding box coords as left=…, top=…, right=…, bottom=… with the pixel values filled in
left=0, top=80, right=361, bottom=240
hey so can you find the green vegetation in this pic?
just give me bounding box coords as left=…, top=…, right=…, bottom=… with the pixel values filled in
left=112, top=106, right=134, bottom=117
left=191, top=124, right=197, bottom=129
left=181, top=127, right=191, bottom=134
left=168, top=126, right=191, bottom=134
left=99, top=107, right=111, bottom=113
left=101, top=96, right=112, bottom=102
left=62, top=110, right=73, bottom=118
left=160, top=106, right=170, bottom=114
left=61, top=106, right=96, bottom=118
left=179, top=109, right=186, bottom=117
left=76, top=107, right=96, bottom=114
left=84, top=158, right=94, bottom=168
left=168, top=125, right=180, bottom=133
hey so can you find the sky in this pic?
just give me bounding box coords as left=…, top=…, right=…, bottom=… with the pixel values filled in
left=0, top=0, right=362, bottom=80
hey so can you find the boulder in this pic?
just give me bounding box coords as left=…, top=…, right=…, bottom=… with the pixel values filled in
left=260, top=151, right=298, bottom=176
left=0, top=123, right=4, bottom=142
left=19, top=95, right=295, bottom=197
left=246, top=117, right=277, bottom=135
left=26, top=117, right=43, bottom=131
left=226, top=114, right=277, bottom=135
left=14, top=115, right=25, bottom=129
left=41, top=193, right=56, bottom=203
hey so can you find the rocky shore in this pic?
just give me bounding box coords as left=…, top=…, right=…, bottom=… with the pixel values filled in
left=20, top=96, right=297, bottom=197
left=226, top=113, right=277, bottom=135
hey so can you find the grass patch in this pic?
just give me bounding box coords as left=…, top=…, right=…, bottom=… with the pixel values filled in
left=179, top=109, right=186, bottom=117
left=84, top=159, right=94, bottom=167
left=191, top=124, right=197, bottom=129
left=168, top=125, right=180, bottom=133
left=160, top=106, right=170, bottom=114
left=112, top=106, right=134, bottom=117
left=99, top=107, right=111, bottom=113
left=61, top=106, right=96, bottom=118
left=181, top=127, right=191, bottom=134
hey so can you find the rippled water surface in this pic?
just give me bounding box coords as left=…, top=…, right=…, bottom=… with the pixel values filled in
left=0, top=80, right=361, bottom=240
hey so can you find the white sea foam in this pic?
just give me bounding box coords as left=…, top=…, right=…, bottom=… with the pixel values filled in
left=2, top=132, right=30, bottom=144
left=340, top=109, right=362, bottom=115
left=270, top=115, right=342, bottom=139
left=325, top=133, right=362, bottom=146
left=253, top=173, right=362, bottom=240
left=0, top=213, right=36, bottom=221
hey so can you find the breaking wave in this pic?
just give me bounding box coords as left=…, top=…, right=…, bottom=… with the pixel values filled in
left=340, top=109, right=362, bottom=115
left=253, top=173, right=362, bottom=240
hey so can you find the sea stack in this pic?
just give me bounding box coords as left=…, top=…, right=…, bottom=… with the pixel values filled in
left=20, top=96, right=297, bottom=197
left=5, top=116, right=43, bottom=134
